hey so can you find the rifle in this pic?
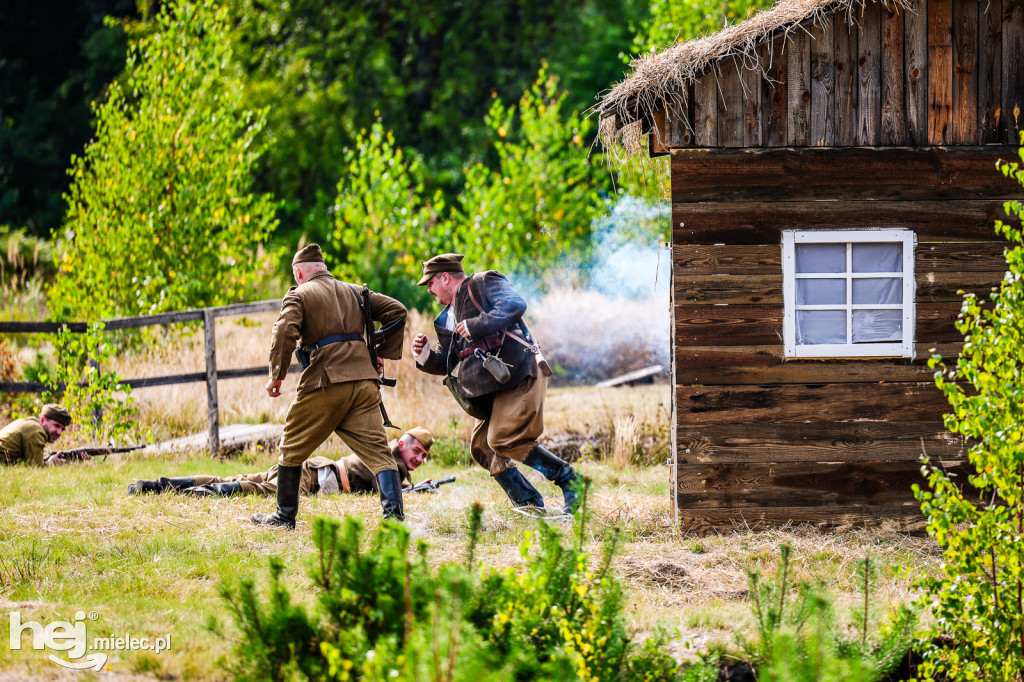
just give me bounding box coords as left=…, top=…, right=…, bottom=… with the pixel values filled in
left=360, top=285, right=404, bottom=429
left=403, top=475, right=456, bottom=493
left=45, top=445, right=146, bottom=462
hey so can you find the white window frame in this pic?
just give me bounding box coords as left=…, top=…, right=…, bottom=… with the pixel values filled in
left=782, top=229, right=916, bottom=358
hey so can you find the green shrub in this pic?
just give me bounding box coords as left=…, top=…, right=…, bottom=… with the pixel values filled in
left=914, top=136, right=1024, bottom=680
left=738, top=545, right=916, bottom=682
left=218, top=502, right=689, bottom=681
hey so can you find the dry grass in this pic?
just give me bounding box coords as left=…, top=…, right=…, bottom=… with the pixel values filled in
left=86, top=309, right=670, bottom=458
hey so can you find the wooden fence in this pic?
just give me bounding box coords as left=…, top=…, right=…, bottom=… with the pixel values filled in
left=0, top=299, right=297, bottom=456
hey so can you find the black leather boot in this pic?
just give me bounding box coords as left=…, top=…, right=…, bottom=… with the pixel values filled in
left=127, top=476, right=196, bottom=496
left=251, top=464, right=302, bottom=529
left=493, top=468, right=545, bottom=508
left=375, top=469, right=405, bottom=521
left=160, top=476, right=198, bottom=491
left=522, top=446, right=582, bottom=514
left=183, top=482, right=245, bottom=497
left=127, top=479, right=162, bottom=496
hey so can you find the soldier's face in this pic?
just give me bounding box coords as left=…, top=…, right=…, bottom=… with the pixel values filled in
left=426, top=273, right=452, bottom=306
left=40, top=417, right=66, bottom=442
left=399, top=436, right=428, bottom=471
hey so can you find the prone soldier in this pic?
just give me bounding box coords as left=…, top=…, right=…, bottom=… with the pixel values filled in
left=127, top=428, right=432, bottom=497
left=0, top=404, right=87, bottom=466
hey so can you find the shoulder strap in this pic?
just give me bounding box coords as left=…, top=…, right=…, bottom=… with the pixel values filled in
left=466, top=274, right=486, bottom=314
left=464, top=273, right=535, bottom=351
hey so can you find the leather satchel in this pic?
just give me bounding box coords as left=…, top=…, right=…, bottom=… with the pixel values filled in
left=443, top=372, right=493, bottom=420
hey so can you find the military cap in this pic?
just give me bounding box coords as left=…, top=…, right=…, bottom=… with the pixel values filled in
left=41, top=404, right=72, bottom=427
left=417, top=253, right=465, bottom=286
left=292, top=243, right=325, bottom=265
left=404, top=427, right=434, bottom=450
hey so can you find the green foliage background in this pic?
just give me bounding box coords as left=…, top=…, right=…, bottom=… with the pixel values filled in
left=915, top=139, right=1024, bottom=681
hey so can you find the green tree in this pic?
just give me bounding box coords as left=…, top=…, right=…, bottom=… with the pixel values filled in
left=915, top=138, right=1024, bottom=681
left=630, top=0, right=774, bottom=56
left=451, top=69, right=611, bottom=276
left=226, top=0, right=645, bottom=241
left=329, top=71, right=612, bottom=307
left=329, top=123, right=445, bottom=310
left=51, top=0, right=277, bottom=320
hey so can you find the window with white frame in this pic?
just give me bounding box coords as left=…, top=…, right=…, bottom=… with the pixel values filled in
left=782, top=229, right=916, bottom=358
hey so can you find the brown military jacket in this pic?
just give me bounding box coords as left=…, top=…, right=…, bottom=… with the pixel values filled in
left=303, top=438, right=411, bottom=491
left=417, top=271, right=538, bottom=398
left=268, top=271, right=407, bottom=394
left=0, top=418, right=48, bottom=466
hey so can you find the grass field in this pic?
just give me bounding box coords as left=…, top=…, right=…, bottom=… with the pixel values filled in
left=0, top=389, right=941, bottom=680
left=1, top=312, right=943, bottom=680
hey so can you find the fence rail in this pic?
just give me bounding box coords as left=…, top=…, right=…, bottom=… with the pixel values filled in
left=0, top=299, right=294, bottom=456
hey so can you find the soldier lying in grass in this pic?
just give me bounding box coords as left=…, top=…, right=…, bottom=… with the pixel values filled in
left=127, top=427, right=432, bottom=498
left=0, top=404, right=87, bottom=466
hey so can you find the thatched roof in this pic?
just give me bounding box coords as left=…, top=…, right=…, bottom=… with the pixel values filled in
left=594, top=0, right=907, bottom=156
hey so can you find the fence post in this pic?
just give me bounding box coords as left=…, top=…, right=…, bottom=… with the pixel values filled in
left=203, top=308, right=220, bottom=457
left=87, top=356, right=102, bottom=426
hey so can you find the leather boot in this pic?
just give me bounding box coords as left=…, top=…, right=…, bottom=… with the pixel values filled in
left=522, top=446, right=582, bottom=514
left=493, top=468, right=545, bottom=508
left=376, top=469, right=405, bottom=521
left=127, top=479, right=163, bottom=496
left=183, top=482, right=245, bottom=497
left=251, top=464, right=302, bottom=529
left=160, top=476, right=198, bottom=491
left=128, top=476, right=196, bottom=496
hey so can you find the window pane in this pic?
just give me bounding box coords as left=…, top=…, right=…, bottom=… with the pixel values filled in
left=796, top=310, right=846, bottom=344
left=852, top=278, right=902, bottom=304
left=852, top=243, right=902, bottom=273
left=852, top=309, right=903, bottom=342
left=797, top=278, right=846, bottom=305
left=795, top=244, right=846, bottom=273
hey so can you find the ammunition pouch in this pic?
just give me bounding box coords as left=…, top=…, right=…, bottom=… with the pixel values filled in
left=443, top=373, right=493, bottom=420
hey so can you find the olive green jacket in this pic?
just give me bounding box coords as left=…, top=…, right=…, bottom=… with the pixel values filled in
left=0, top=419, right=48, bottom=466
left=268, top=271, right=407, bottom=395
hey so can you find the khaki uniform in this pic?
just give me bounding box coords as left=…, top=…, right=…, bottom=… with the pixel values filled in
left=417, top=271, right=544, bottom=474
left=189, top=442, right=412, bottom=496
left=0, top=419, right=48, bottom=466
left=269, top=271, right=407, bottom=472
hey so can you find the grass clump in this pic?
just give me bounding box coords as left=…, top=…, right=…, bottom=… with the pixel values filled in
left=736, top=544, right=917, bottom=682
left=217, top=502, right=697, bottom=681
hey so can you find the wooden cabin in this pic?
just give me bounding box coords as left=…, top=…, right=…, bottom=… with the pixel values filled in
left=596, top=0, right=1024, bottom=533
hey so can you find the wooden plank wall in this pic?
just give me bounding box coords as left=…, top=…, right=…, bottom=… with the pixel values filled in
left=671, top=146, right=1021, bottom=534
left=662, top=0, right=1024, bottom=148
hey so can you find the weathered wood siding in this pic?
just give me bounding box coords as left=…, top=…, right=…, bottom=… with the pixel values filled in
left=671, top=146, right=1020, bottom=534
left=661, top=0, right=1024, bottom=148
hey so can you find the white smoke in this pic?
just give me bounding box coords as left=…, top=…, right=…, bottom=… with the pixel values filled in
left=523, top=196, right=671, bottom=383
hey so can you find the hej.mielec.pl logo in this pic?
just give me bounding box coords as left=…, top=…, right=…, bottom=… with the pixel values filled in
left=7, top=610, right=172, bottom=671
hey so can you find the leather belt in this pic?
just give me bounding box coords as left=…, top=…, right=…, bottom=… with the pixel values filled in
left=334, top=461, right=351, bottom=493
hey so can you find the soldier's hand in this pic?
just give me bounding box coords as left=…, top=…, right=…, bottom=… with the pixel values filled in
left=455, top=321, right=472, bottom=340
left=412, top=333, right=429, bottom=355
left=79, top=452, right=91, bottom=461
left=266, top=378, right=282, bottom=398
